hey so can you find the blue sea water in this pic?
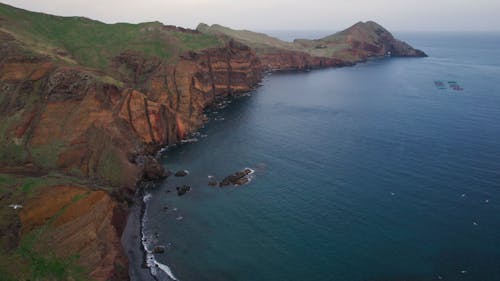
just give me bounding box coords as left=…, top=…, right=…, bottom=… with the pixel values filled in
left=142, top=33, right=500, bottom=281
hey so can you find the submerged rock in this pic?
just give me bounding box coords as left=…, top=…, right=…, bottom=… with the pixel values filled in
left=176, top=185, right=191, bottom=196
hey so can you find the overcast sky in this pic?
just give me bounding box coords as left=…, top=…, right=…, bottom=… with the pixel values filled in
left=3, top=0, right=500, bottom=32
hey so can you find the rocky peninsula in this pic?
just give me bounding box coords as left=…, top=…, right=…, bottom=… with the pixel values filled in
left=0, top=2, right=426, bottom=280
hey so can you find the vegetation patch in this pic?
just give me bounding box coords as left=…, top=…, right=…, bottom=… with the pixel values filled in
left=97, top=146, right=124, bottom=187
left=0, top=3, right=224, bottom=71
left=30, top=141, right=66, bottom=169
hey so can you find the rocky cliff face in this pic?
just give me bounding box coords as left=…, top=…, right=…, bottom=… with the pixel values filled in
left=0, top=27, right=261, bottom=279
left=258, top=51, right=350, bottom=71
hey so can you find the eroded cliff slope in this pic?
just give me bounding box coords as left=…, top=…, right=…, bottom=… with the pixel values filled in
left=0, top=3, right=261, bottom=280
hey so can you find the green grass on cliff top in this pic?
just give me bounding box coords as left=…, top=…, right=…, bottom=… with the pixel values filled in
left=197, top=23, right=299, bottom=53
left=0, top=2, right=223, bottom=70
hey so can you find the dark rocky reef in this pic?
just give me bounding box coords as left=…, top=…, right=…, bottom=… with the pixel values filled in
left=219, top=168, right=254, bottom=187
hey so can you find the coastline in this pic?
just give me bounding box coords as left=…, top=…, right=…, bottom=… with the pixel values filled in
left=122, top=189, right=153, bottom=281
left=123, top=181, right=178, bottom=281
left=115, top=32, right=500, bottom=281
left=121, top=53, right=427, bottom=280
left=122, top=94, right=256, bottom=281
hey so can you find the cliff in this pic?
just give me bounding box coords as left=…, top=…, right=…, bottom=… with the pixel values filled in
left=0, top=3, right=261, bottom=280
left=0, top=3, right=425, bottom=281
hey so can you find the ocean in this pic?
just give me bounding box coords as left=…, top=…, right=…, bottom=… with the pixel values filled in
left=135, top=32, right=500, bottom=281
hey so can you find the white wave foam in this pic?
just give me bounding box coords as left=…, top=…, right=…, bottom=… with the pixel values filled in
left=181, top=138, right=198, bottom=144
left=155, top=261, right=179, bottom=281
left=244, top=167, right=255, bottom=175
left=141, top=192, right=180, bottom=281
left=143, top=193, right=152, bottom=203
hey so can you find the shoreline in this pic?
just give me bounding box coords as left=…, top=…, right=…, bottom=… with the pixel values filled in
left=123, top=90, right=261, bottom=281
left=122, top=181, right=178, bottom=281
left=122, top=187, right=155, bottom=281
left=120, top=54, right=426, bottom=280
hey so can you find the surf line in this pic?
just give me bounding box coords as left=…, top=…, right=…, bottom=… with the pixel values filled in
left=140, top=192, right=179, bottom=281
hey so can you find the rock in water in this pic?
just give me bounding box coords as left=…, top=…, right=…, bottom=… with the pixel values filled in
left=176, top=185, right=191, bottom=196
left=219, top=168, right=253, bottom=187
left=153, top=246, right=165, bottom=254
left=175, top=170, right=189, bottom=177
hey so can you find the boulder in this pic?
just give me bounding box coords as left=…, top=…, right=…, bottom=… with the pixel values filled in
left=174, top=170, right=189, bottom=177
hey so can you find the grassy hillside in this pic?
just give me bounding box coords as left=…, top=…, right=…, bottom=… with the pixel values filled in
left=197, top=23, right=299, bottom=53
left=0, top=3, right=223, bottom=70
left=0, top=172, right=95, bottom=281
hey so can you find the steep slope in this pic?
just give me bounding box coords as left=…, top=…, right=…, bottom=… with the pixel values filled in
left=198, top=21, right=427, bottom=69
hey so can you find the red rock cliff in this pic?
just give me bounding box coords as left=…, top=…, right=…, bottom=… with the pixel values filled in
left=258, top=51, right=350, bottom=71
left=0, top=33, right=261, bottom=280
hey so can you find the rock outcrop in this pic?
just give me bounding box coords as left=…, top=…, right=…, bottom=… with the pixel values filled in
left=258, top=51, right=350, bottom=71
left=219, top=168, right=254, bottom=187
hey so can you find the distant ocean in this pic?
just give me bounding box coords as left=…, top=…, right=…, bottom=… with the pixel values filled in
left=136, top=32, right=500, bottom=281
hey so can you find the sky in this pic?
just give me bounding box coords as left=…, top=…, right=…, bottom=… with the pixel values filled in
left=3, top=0, right=500, bottom=32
